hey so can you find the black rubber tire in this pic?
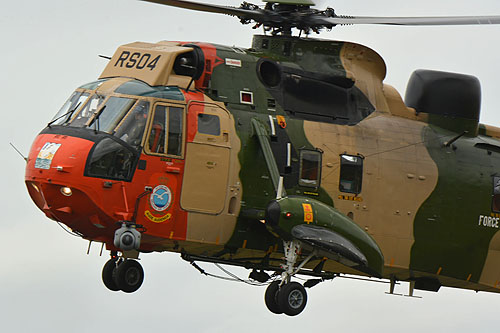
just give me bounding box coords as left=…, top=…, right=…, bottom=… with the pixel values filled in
left=114, top=260, right=144, bottom=293
left=264, top=280, right=283, bottom=314
left=102, top=258, right=120, bottom=291
left=277, top=282, right=307, bottom=316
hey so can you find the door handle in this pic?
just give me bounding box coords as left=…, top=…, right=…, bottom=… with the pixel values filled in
left=166, top=166, right=180, bottom=174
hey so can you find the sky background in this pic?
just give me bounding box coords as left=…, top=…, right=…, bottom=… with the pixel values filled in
left=2, top=0, right=500, bottom=331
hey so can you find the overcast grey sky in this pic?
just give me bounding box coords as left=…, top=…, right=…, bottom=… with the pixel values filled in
left=3, top=0, right=500, bottom=332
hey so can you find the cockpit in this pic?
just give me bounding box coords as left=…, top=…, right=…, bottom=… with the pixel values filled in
left=46, top=78, right=186, bottom=182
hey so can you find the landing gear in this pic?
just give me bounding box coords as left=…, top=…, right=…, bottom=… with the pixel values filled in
left=264, top=240, right=315, bottom=316
left=265, top=280, right=308, bottom=316
left=102, top=257, right=144, bottom=293
left=102, top=258, right=120, bottom=291
left=114, top=259, right=144, bottom=293
left=277, top=282, right=307, bottom=316
left=264, top=280, right=283, bottom=314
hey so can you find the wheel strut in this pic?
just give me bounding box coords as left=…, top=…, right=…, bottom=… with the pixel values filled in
left=264, top=240, right=316, bottom=316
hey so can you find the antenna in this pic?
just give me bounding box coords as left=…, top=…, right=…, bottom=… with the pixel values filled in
left=10, top=142, right=27, bottom=162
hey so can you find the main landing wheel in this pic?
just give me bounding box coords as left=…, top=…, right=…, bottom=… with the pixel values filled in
left=112, top=259, right=144, bottom=293
left=102, top=258, right=120, bottom=292
left=265, top=280, right=283, bottom=314
left=265, top=281, right=308, bottom=316
left=277, top=282, right=307, bottom=316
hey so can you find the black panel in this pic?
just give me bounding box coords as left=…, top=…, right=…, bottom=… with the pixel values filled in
left=265, top=200, right=281, bottom=227
left=291, top=224, right=367, bottom=266
left=414, top=277, right=441, bottom=292
left=475, top=143, right=500, bottom=154
left=85, top=138, right=137, bottom=181
left=405, top=69, right=481, bottom=121
left=42, top=125, right=105, bottom=142
left=137, top=159, right=147, bottom=170
left=258, top=63, right=375, bottom=125
left=173, top=44, right=205, bottom=80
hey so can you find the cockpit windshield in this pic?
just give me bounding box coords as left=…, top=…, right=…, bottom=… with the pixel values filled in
left=49, top=79, right=185, bottom=156
left=89, top=97, right=137, bottom=133
left=70, top=94, right=106, bottom=127
left=50, top=91, right=90, bottom=126
left=48, top=79, right=187, bottom=181
left=49, top=89, right=150, bottom=150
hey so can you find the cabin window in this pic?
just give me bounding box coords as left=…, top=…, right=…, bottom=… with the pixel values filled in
left=198, top=113, right=220, bottom=136
left=299, top=149, right=322, bottom=187
left=339, top=154, right=364, bottom=194
left=147, top=104, right=184, bottom=157
left=492, top=176, right=500, bottom=212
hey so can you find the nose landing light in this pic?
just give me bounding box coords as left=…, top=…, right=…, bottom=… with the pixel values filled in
left=60, top=187, right=73, bottom=196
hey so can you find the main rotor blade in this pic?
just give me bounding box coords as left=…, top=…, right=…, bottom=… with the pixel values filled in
left=141, top=0, right=266, bottom=20
left=263, top=0, right=316, bottom=5
left=322, top=15, right=500, bottom=26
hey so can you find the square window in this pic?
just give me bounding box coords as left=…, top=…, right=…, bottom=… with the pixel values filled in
left=240, top=91, right=254, bottom=105
left=198, top=113, right=220, bottom=136
left=299, top=150, right=322, bottom=188
left=339, top=154, right=364, bottom=194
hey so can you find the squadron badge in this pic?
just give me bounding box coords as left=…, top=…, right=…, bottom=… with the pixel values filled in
left=150, top=185, right=172, bottom=212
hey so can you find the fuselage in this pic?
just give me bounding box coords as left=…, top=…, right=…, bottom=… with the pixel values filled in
left=25, top=35, right=500, bottom=294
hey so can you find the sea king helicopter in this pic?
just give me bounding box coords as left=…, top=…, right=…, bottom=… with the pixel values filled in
left=24, top=0, right=500, bottom=316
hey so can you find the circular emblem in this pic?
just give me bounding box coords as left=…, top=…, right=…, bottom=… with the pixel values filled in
left=150, top=185, right=172, bottom=212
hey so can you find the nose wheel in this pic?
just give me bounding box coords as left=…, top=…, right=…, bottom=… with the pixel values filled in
left=102, top=257, right=144, bottom=293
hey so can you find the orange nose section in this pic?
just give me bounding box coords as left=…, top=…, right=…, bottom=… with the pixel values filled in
left=25, top=133, right=93, bottom=182
left=25, top=133, right=117, bottom=241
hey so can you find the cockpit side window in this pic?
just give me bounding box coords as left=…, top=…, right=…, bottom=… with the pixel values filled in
left=114, top=100, right=150, bottom=150
left=70, top=94, right=106, bottom=127
left=146, top=104, right=184, bottom=158
left=50, top=91, right=89, bottom=126
left=167, top=107, right=183, bottom=156
left=148, top=106, right=166, bottom=154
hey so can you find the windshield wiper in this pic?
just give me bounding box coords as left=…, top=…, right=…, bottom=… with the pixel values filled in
left=93, top=105, right=106, bottom=133
left=47, top=101, right=82, bottom=128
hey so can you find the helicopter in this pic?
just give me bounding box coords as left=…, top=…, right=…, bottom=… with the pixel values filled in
left=23, top=0, right=500, bottom=316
